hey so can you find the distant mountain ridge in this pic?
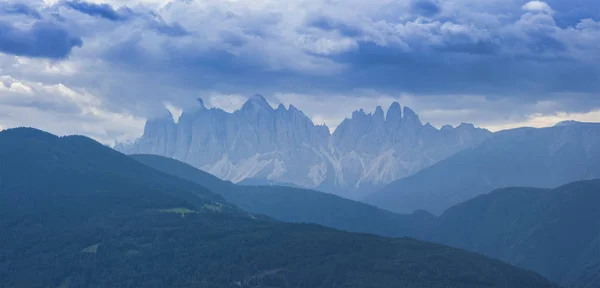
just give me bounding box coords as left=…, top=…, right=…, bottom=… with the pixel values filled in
left=118, top=94, right=491, bottom=199
left=366, top=121, right=600, bottom=215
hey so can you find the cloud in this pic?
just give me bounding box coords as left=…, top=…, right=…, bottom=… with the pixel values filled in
left=523, top=1, right=554, bottom=14
left=485, top=110, right=600, bottom=132
left=148, top=21, right=189, bottom=37
left=64, top=0, right=131, bottom=21
left=0, top=75, right=144, bottom=145
left=61, top=0, right=190, bottom=37
left=0, top=0, right=599, bottom=143
left=0, top=21, right=83, bottom=59
left=306, top=15, right=363, bottom=37
left=0, top=3, right=41, bottom=19
left=544, top=0, right=600, bottom=27
left=412, top=0, right=441, bottom=17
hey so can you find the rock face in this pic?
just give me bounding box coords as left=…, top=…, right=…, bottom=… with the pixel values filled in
left=118, top=95, right=492, bottom=199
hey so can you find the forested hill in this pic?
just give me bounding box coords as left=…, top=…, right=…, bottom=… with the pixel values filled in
left=428, top=179, right=600, bottom=287
left=131, top=154, right=437, bottom=239
left=132, top=153, right=600, bottom=287
left=0, top=127, right=558, bottom=288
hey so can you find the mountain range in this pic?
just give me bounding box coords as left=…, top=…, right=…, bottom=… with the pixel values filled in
left=0, top=127, right=557, bottom=288
left=366, top=121, right=600, bottom=215
left=117, top=95, right=491, bottom=199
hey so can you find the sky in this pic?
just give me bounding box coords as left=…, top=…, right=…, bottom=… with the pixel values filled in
left=0, top=0, right=599, bottom=144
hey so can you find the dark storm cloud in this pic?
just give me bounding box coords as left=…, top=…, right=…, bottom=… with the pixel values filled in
left=0, top=21, right=82, bottom=59
left=64, top=0, right=131, bottom=21
left=149, top=21, right=190, bottom=37
left=411, top=0, right=441, bottom=17
left=2, top=0, right=600, bottom=133
left=99, top=0, right=596, bottom=104
left=62, top=1, right=189, bottom=37
left=545, top=0, right=600, bottom=27
left=0, top=3, right=41, bottom=19
left=306, top=16, right=363, bottom=37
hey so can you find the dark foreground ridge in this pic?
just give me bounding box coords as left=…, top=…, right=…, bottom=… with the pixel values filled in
left=0, top=128, right=557, bottom=287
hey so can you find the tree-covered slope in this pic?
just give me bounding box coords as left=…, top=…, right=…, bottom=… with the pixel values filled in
left=428, top=179, right=600, bottom=287
left=131, top=154, right=436, bottom=238
left=0, top=127, right=559, bottom=288
left=130, top=153, right=600, bottom=287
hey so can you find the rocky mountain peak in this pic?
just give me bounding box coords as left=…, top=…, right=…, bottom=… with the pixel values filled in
left=351, top=109, right=368, bottom=119
left=457, top=122, right=476, bottom=129
left=120, top=95, right=493, bottom=200
left=373, top=106, right=385, bottom=122
left=288, top=104, right=307, bottom=117
left=441, top=124, right=454, bottom=131
left=386, top=102, right=402, bottom=123
left=241, top=94, right=273, bottom=113
left=402, top=106, right=421, bottom=126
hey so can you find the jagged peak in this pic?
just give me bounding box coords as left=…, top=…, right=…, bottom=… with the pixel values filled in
left=276, top=103, right=286, bottom=111
left=316, top=123, right=330, bottom=132
left=289, top=105, right=309, bottom=118
left=402, top=106, right=421, bottom=125
left=241, top=94, right=273, bottom=112
left=402, top=106, right=417, bottom=117
left=386, top=102, right=402, bottom=125
left=457, top=122, right=476, bottom=129
left=351, top=109, right=367, bottom=118
left=249, top=94, right=269, bottom=104
left=441, top=124, right=454, bottom=131
left=389, top=101, right=401, bottom=109
left=373, top=106, right=385, bottom=123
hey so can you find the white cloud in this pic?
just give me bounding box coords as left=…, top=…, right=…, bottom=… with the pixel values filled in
left=522, top=1, right=554, bottom=14
left=0, top=75, right=145, bottom=145
left=203, top=93, right=249, bottom=112
left=485, top=110, right=600, bottom=132
left=0, top=76, right=33, bottom=94
left=163, top=101, right=182, bottom=123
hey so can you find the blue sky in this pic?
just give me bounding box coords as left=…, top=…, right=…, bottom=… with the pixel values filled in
left=0, top=0, right=599, bottom=144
